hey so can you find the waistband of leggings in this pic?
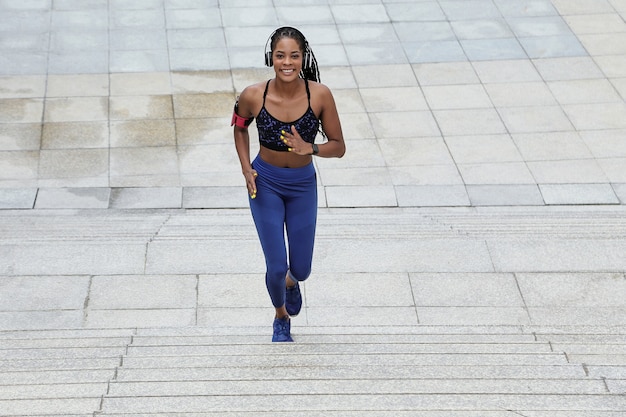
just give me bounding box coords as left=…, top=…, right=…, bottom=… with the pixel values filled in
left=252, top=155, right=315, bottom=181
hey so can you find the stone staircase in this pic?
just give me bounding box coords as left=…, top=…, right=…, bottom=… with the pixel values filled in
left=0, top=326, right=624, bottom=416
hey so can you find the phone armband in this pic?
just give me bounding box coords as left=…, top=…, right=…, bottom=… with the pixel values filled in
left=231, top=100, right=254, bottom=128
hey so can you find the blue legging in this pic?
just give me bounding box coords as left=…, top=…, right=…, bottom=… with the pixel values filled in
left=249, top=155, right=318, bottom=308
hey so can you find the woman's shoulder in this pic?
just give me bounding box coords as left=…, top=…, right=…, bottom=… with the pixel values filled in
left=307, top=80, right=335, bottom=106
left=240, top=81, right=268, bottom=97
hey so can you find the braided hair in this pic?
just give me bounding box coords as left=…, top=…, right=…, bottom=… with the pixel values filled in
left=268, top=26, right=321, bottom=83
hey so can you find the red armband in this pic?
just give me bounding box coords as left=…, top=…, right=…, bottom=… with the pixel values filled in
left=231, top=100, right=254, bottom=128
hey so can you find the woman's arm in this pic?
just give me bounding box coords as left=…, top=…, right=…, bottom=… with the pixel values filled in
left=316, top=84, right=345, bottom=158
left=233, top=87, right=259, bottom=198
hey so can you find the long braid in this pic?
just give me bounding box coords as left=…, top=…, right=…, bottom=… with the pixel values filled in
left=270, top=27, right=321, bottom=83
left=269, top=27, right=326, bottom=138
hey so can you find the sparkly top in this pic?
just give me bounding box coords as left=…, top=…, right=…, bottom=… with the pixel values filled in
left=256, top=79, right=319, bottom=151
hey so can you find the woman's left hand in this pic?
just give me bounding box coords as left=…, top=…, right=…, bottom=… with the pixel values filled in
left=281, top=125, right=313, bottom=156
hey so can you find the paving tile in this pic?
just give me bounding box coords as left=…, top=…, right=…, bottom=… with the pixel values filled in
left=110, top=146, right=178, bottom=177
left=0, top=311, right=84, bottom=331
left=85, top=309, right=196, bottom=328
left=395, top=185, right=470, bottom=207
left=593, top=55, right=626, bottom=79
left=461, top=38, right=528, bottom=61
left=489, top=238, right=626, bottom=271
left=0, top=75, right=46, bottom=98
left=412, top=272, right=524, bottom=306
left=42, top=121, right=108, bottom=149
left=563, top=103, right=626, bottom=130
left=109, top=187, right=182, bottom=209
left=330, top=4, right=388, bottom=23
left=370, top=111, right=440, bottom=138
left=614, top=183, right=626, bottom=203
left=175, top=118, right=232, bottom=146
left=472, top=59, right=542, bottom=83
left=34, top=187, right=110, bottom=209
left=308, top=272, right=414, bottom=307
left=0, top=188, right=37, bottom=209
left=404, top=40, right=467, bottom=63
left=564, top=13, right=626, bottom=34
left=458, top=162, right=535, bottom=185
left=547, top=79, right=623, bottom=104
left=171, top=70, right=234, bottom=94
left=434, top=109, right=507, bottom=136
left=338, top=23, right=398, bottom=44
left=0, top=151, right=39, bottom=181
left=512, top=131, right=594, bottom=161
left=197, top=307, right=270, bottom=327
left=413, top=62, right=479, bottom=85
left=198, top=273, right=268, bottom=308
left=38, top=149, right=109, bottom=184
left=451, top=18, right=513, bottom=40
left=385, top=2, right=446, bottom=21
left=170, top=47, right=231, bottom=71
left=551, top=0, right=615, bottom=15
left=0, top=98, right=43, bottom=123
left=109, top=28, right=168, bottom=50
left=109, top=50, right=170, bottom=72
left=494, top=0, right=558, bottom=17
left=528, top=307, right=626, bottom=326
left=484, top=82, right=557, bottom=107
left=325, top=185, right=397, bottom=207
left=46, top=74, right=109, bottom=97
left=110, top=72, right=171, bottom=96
left=48, top=50, right=109, bottom=74
left=445, top=135, right=523, bottom=164
left=532, top=56, right=604, bottom=81
left=110, top=119, right=176, bottom=147
left=498, top=105, right=574, bottom=133
left=580, top=129, right=626, bottom=158
left=89, top=275, right=196, bottom=309
left=539, top=183, right=620, bottom=205
left=527, top=159, right=609, bottom=183
left=44, top=97, right=108, bottom=122
left=439, top=0, right=502, bottom=20
left=109, top=95, right=173, bottom=120
left=389, top=164, right=463, bottom=186
left=351, top=64, right=418, bottom=88
left=0, top=275, right=89, bottom=311
left=379, top=137, right=454, bottom=166
left=422, top=84, right=492, bottom=109
left=316, top=139, right=384, bottom=168
left=309, top=306, right=419, bottom=326
left=173, top=92, right=233, bottom=118
left=578, top=33, right=626, bottom=55
left=318, top=167, right=392, bottom=187
left=597, top=158, right=626, bottom=183
left=517, top=273, right=626, bottom=307
left=182, top=186, right=248, bottom=209
left=345, top=43, right=408, bottom=65
left=467, top=184, right=545, bottom=206
left=418, top=307, right=531, bottom=325
left=0, top=123, right=41, bottom=151
left=166, top=8, right=222, bottom=29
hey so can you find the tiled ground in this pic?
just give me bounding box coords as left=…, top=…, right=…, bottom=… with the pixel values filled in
left=0, top=0, right=625, bottom=208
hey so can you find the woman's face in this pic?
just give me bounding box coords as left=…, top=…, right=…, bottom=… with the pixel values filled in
left=272, top=37, right=302, bottom=79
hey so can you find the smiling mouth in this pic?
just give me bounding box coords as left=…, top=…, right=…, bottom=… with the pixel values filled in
left=281, top=69, right=295, bottom=74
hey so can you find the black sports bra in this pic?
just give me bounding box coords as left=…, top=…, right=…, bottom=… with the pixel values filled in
left=256, top=79, right=319, bottom=151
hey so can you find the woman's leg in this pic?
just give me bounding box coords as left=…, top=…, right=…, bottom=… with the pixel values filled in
left=249, top=184, right=289, bottom=312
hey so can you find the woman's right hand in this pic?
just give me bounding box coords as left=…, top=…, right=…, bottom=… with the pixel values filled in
left=244, top=168, right=258, bottom=199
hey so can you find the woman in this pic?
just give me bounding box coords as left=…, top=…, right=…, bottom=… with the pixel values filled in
left=232, top=27, right=345, bottom=342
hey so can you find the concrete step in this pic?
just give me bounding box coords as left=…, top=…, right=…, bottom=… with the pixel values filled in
left=2, top=207, right=626, bottom=243
left=1, top=325, right=624, bottom=416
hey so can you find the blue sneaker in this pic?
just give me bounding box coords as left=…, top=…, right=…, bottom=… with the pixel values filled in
left=272, top=316, right=293, bottom=342
left=285, top=282, right=302, bottom=316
